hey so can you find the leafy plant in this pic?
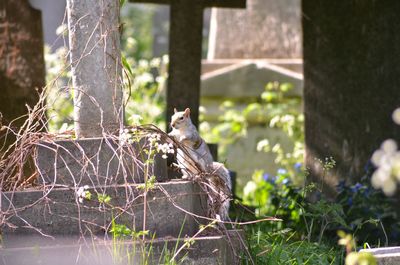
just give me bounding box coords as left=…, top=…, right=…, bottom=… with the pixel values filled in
left=200, top=81, right=304, bottom=183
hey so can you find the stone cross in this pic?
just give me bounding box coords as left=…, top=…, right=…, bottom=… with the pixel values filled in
left=66, top=0, right=123, bottom=138
left=130, top=0, right=246, bottom=128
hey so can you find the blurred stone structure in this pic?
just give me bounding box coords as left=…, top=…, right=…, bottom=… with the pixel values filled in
left=208, top=0, right=301, bottom=59
left=0, top=0, right=45, bottom=129
left=303, top=1, right=400, bottom=196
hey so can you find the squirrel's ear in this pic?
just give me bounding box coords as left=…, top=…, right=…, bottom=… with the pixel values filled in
left=184, top=108, right=190, bottom=117
left=174, top=108, right=178, bottom=113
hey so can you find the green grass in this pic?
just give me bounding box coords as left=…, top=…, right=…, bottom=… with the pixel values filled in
left=245, top=227, right=343, bottom=265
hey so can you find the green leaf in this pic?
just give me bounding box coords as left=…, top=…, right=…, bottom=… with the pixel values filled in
left=122, top=54, right=133, bottom=76
left=97, top=193, right=112, bottom=204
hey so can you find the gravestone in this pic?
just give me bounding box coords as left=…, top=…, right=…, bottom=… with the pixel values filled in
left=130, top=0, right=246, bottom=129
left=208, top=0, right=301, bottom=59
left=66, top=0, right=123, bottom=138
left=303, top=1, right=400, bottom=196
left=0, top=0, right=45, bottom=129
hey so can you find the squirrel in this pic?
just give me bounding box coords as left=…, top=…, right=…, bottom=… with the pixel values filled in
left=168, top=108, right=231, bottom=221
left=168, top=108, right=214, bottom=175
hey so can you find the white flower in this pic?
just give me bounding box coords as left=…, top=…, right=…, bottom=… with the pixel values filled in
left=148, top=133, right=161, bottom=145
left=56, top=24, right=67, bottom=36
left=371, top=139, right=400, bottom=196
left=381, top=139, right=397, bottom=154
left=156, top=142, right=175, bottom=159
left=393, top=108, right=400, bottom=125
left=243, top=181, right=257, bottom=197
left=76, top=185, right=90, bottom=204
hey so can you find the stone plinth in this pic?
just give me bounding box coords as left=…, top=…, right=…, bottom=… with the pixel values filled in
left=361, top=247, right=400, bottom=265
left=1, top=182, right=206, bottom=237
left=0, top=230, right=244, bottom=265
left=35, top=138, right=168, bottom=186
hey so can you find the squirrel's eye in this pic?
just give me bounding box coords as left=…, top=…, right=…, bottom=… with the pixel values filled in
left=179, top=116, right=184, bottom=120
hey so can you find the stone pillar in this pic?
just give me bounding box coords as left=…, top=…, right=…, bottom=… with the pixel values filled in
left=66, top=0, right=123, bottom=138
left=208, top=0, right=301, bottom=59
left=303, top=1, right=400, bottom=196
left=166, top=0, right=204, bottom=128
left=0, top=0, right=45, bottom=129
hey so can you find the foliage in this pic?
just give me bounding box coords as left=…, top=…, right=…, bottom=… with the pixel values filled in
left=120, top=4, right=156, bottom=61
left=246, top=224, right=341, bottom=265
left=200, top=81, right=304, bottom=181
left=335, top=165, right=400, bottom=246
left=45, top=45, right=74, bottom=132
left=242, top=167, right=303, bottom=227
left=241, top=157, right=400, bottom=264
left=122, top=56, right=168, bottom=128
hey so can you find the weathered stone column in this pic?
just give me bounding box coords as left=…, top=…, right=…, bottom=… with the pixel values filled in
left=66, top=0, right=123, bottom=138
left=303, top=1, right=400, bottom=196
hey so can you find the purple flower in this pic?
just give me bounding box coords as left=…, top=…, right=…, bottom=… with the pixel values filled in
left=347, top=197, right=353, bottom=206
left=294, top=162, right=302, bottom=171
left=263, top=173, right=276, bottom=184
left=351, top=183, right=363, bottom=193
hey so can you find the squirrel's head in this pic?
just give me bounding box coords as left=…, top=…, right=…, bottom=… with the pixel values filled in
left=170, top=108, right=191, bottom=129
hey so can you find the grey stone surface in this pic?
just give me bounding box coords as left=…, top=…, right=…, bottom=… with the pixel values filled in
left=362, top=247, right=400, bottom=265
left=303, top=1, right=400, bottom=196
left=201, top=61, right=303, bottom=99
left=66, top=0, right=123, bottom=138
left=1, top=182, right=207, bottom=237
left=208, top=0, right=301, bottom=59
left=0, top=231, right=244, bottom=265
left=202, top=59, right=303, bottom=74
left=35, top=138, right=168, bottom=186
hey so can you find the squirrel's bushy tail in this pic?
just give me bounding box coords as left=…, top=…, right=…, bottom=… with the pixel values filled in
left=212, top=162, right=232, bottom=221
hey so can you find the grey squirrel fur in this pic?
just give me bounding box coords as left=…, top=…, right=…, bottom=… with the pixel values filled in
left=168, top=108, right=231, bottom=221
